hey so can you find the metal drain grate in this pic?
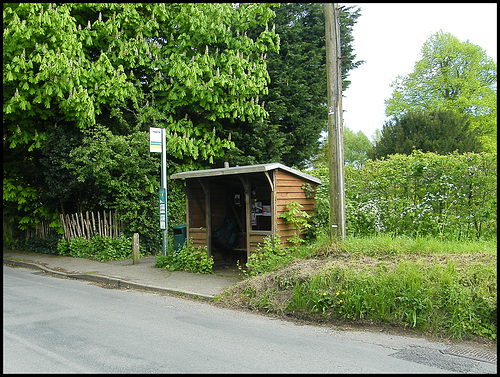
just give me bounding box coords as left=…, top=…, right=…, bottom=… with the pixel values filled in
left=441, top=346, right=497, bottom=365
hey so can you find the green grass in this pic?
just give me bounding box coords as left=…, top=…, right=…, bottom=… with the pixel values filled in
left=219, top=234, right=497, bottom=342
left=337, top=234, right=497, bottom=256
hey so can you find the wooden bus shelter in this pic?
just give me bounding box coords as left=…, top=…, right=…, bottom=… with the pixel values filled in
left=170, top=163, right=321, bottom=264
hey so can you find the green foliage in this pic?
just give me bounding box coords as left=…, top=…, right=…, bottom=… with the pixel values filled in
left=385, top=31, right=497, bottom=152
left=301, top=183, right=315, bottom=199
left=68, top=237, right=93, bottom=259
left=155, top=239, right=213, bottom=274
left=280, top=201, right=311, bottom=245
left=373, top=110, right=482, bottom=159
left=14, top=235, right=60, bottom=255
left=3, top=3, right=280, bottom=154
left=167, top=180, right=187, bottom=229
left=239, top=235, right=293, bottom=277
left=63, top=234, right=133, bottom=261
left=287, top=255, right=496, bottom=340
left=309, top=151, right=497, bottom=241
left=3, top=3, right=280, bottom=245
left=92, top=234, right=132, bottom=262
left=57, top=237, right=69, bottom=256
left=337, top=234, right=497, bottom=257
left=312, top=290, right=347, bottom=314
left=305, top=164, right=331, bottom=236
left=3, top=176, right=62, bottom=232
left=221, top=3, right=364, bottom=168
left=313, top=126, right=373, bottom=168
left=64, top=125, right=161, bottom=252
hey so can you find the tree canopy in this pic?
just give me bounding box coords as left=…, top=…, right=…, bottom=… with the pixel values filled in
left=384, top=31, right=497, bottom=152
left=217, top=3, right=364, bottom=168
left=3, top=3, right=280, bottom=235
left=372, top=110, right=482, bottom=159
left=3, top=3, right=280, bottom=160
left=312, top=127, right=372, bottom=168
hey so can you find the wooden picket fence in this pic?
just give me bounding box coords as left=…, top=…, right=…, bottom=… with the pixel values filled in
left=23, top=220, right=56, bottom=239
left=60, top=210, right=124, bottom=242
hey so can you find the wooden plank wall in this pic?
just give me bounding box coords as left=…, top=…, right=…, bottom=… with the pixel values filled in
left=186, top=179, right=230, bottom=251
left=249, top=231, right=272, bottom=252
left=210, top=181, right=229, bottom=231
left=187, top=182, right=206, bottom=228
left=275, top=170, right=317, bottom=248
left=188, top=228, right=207, bottom=249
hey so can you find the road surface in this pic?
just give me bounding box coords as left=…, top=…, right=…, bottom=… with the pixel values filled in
left=3, top=266, right=496, bottom=373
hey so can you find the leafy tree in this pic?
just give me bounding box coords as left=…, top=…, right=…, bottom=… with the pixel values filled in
left=312, top=126, right=372, bottom=168
left=38, top=124, right=90, bottom=215
left=63, top=125, right=162, bottom=251
left=342, top=127, right=373, bottom=167
left=371, top=128, right=382, bottom=145
left=385, top=31, right=497, bottom=152
left=372, top=110, right=482, bottom=159
left=3, top=3, right=280, bottom=233
left=217, top=3, right=364, bottom=168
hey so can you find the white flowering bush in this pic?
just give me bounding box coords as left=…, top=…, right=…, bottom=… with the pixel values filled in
left=309, top=151, right=496, bottom=241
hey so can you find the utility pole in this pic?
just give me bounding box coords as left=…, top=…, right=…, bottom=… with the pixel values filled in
left=324, top=3, right=346, bottom=241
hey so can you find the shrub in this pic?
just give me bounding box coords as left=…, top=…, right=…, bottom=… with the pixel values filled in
left=68, top=236, right=93, bottom=259
left=8, top=235, right=60, bottom=255
left=57, top=237, right=69, bottom=256
left=63, top=234, right=132, bottom=261
left=92, top=234, right=132, bottom=262
left=240, top=235, right=293, bottom=277
left=280, top=201, right=311, bottom=246
left=155, top=239, right=213, bottom=274
left=309, top=151, right=497, bottom=241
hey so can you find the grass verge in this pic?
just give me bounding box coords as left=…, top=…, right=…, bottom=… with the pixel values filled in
left=217, top=234, right=497, bottom=342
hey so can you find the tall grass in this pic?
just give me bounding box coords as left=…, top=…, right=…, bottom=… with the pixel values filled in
left=233, top=234, right=497, bottom=341
left=336, top=234, right=497, bottom=256
left=287, top=257, right=496, bottom=340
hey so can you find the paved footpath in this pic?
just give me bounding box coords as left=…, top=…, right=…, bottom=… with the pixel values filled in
left=3, top=248, right=242, bottom=299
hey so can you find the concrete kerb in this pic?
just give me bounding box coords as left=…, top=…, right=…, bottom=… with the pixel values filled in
left=3, top=259, right=215, bottom=300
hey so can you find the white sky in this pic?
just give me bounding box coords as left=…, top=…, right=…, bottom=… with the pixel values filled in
left=339, top=3, right=497, bottom=141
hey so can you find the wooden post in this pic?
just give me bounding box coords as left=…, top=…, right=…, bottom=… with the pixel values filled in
left=324, top=3, right=346, bottom=241
left=132, top=233, right=140, bottom=264
left=108, top=210, right=112, bottom=237
left=103, top=211, right=107, bottom=237
left=91, top=211, right=96, bottom=234
left=74, top=213, right=82, bottom=237
left=86, top=211, right=91, bottom=239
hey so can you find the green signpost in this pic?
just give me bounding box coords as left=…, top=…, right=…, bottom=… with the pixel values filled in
left=159, top=188, right=166, bottom=229
left=150, top=127, right=168, bottom=256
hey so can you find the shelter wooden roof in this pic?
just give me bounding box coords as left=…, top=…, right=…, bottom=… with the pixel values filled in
left=170, top=163, right=321, bottom=185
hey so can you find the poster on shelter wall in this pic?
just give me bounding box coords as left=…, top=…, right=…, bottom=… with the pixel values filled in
left=251, top=212, right=257, bottom=226
left=262, top=205, right=271, bottom=216
left=253, top=202, right=262, bottom=214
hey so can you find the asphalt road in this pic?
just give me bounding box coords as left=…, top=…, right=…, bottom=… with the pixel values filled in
left=3, top=265, right=497, bottom=374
